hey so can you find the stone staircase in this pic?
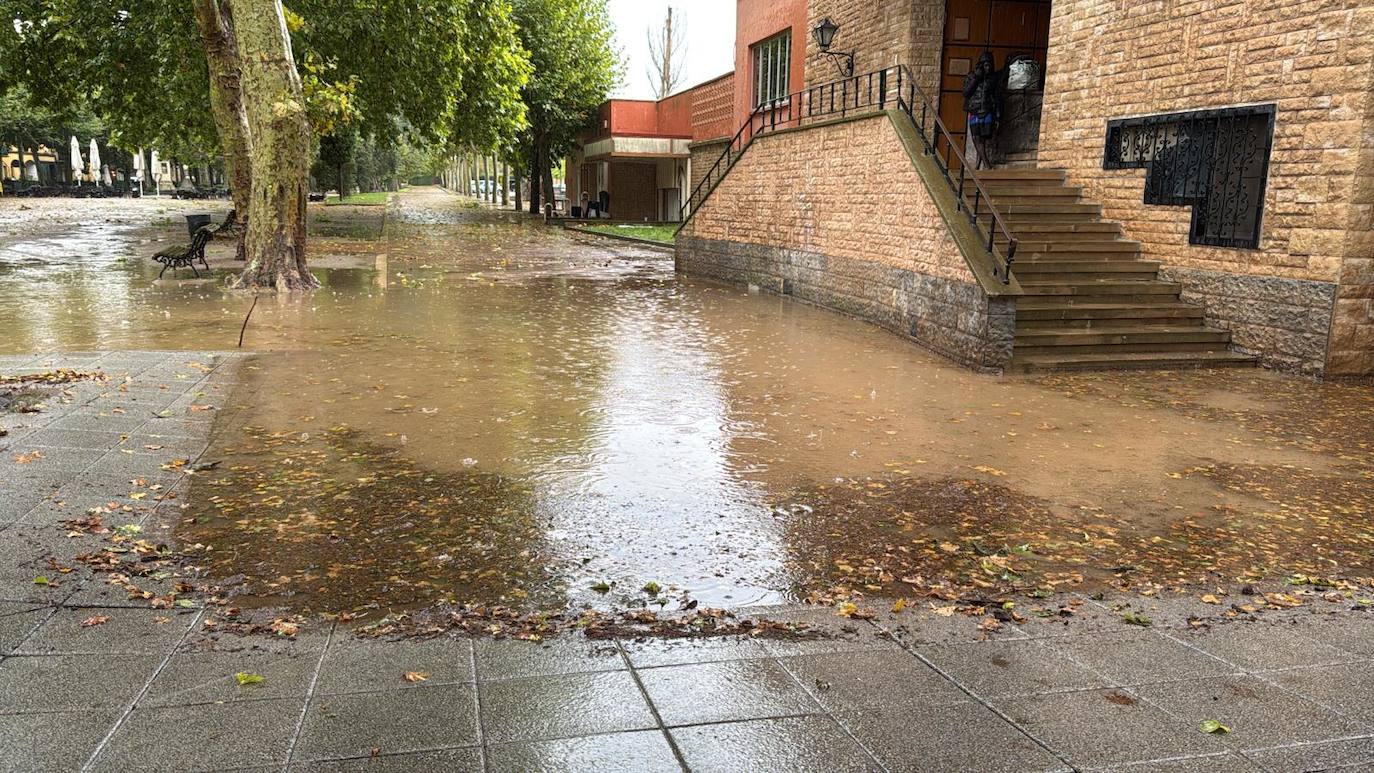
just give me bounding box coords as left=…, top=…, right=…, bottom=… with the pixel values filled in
left=965, top=168, right=1256, bottom=373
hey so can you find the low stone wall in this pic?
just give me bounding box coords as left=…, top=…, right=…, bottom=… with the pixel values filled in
left=679, top=235, right=1015, bottom=371
left=1161, top=266, right=1337, bottom=375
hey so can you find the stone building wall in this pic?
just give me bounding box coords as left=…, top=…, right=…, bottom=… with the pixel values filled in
left=803, top=0, right=944, bottom=100
left=689, top=73, right=737, bottom=141
left=677, top=113, right=1015, bottom=372
left=1038, top=0, right=1374, bottom=374
left=687, top=139, right=730, bottom=204
left=1328, top=76, right=1374, bottom=376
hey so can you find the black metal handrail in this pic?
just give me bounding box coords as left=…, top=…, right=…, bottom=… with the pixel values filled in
left=679, top=64, right=1017, bottom=285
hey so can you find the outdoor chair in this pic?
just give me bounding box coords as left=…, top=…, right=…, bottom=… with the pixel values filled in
left=151, top=225, right=214, bottom=279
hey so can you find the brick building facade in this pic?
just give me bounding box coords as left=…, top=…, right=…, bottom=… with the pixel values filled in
left=675, top=0, right=1374, bottom=376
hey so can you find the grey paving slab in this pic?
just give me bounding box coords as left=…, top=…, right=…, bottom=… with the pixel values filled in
left=479, top=670, right=657, bottom=743
left=0, top=709, right=122, bottom=772
left=142, top=649, right=320, bottom=707
left=918, top=638, right=1110, bottom=698
left=779, top=649, right=969, bottom=711
left=22, top=427, right=129, bottom=451
left=1242, top=736, right=1374, bottom=771
left=1299, top=615, right=1374, bottom=658
left=637, top=658, right=822, bottom=727
left=672, top=714, right=879, bottom=772
left=91, top=697, right=303, bottom=772
left=16, top=607, right=195, bottom=654
left=1261, top=662, right=1374, bottom=723
left=1134, top=676, right=1370, bottom=750
left=0, top=653, right=163, bottom=711
left=295, top=685, right=479, bottom=762
left=750, top=608, right=906, bottom=657
left=1169, top=623, right=1363, bottom=672
left=473, top=636, right=623, bottom=680
left=619, top=634, right=768, bottom=668
left=486, top=730, right=680, bottom=773
left=1088, top=752, right=1263, bottom=771
left=996, top=688, right=1224, bottom=768
left=0, top=606, right=52, bottom=655
left=838, top=702, right=1069, bottom=773
left=1044, top=629, right=1237, bottom=686
left=3, top=445, right=107, bottom=473
left=293, top=746, right=482, bottom=772
left=46, top=410, right=149, bottom=434
left=314, top=635, right=473, bottom=695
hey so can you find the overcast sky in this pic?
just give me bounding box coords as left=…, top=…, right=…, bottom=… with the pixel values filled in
left=607, top=0, right=736, bottom=100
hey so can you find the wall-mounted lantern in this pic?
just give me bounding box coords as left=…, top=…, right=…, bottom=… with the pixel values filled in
left=812, top=17, right=855, bottom=78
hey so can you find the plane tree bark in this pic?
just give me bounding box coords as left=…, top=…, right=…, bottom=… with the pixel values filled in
left=194, top=0, right=316, bottom=291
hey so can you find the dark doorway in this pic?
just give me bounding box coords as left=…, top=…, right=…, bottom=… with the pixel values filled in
left=938, top=0, right=1052, bottom=168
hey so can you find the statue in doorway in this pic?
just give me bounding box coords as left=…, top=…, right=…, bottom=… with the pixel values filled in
left=962, top=51, right=1002, bottom=170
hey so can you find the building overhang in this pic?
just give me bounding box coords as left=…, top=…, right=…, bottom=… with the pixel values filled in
left=582, top=136, right=692, bottom=161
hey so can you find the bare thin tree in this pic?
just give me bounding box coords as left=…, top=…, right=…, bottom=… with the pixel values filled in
left=646, top=7, right=686, bottom=99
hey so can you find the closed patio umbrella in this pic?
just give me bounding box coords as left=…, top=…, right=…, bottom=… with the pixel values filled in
left=88, top=139, right=102, bottom=184
left=149, top=150, right=161, bottom=195
left=69, top=136, right=83, bottom=185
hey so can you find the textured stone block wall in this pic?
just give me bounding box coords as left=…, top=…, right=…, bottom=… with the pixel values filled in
left=1039, top=0, right=1374, bottom=375
left=1162, top=267, right=1336, bottom=374
left=804, top=0, right=944, bottom=99
left=1328, top=70, right=1374, bottom=377
left=677, top=113, right=1014, bottom=371
left=687, top=139, right=730, bottom=206
left=682, top=114, right=974, bottom=284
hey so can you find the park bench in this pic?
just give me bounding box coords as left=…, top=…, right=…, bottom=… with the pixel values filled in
left=151, top=225, right=215, bottom=278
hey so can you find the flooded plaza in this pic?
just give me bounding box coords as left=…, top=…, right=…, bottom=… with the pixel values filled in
left=2, top=188, right=1371, bottom=625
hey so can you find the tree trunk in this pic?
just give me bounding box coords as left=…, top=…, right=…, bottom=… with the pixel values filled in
left=513, top=163, right=522, bottom=212
left=501, top=161, right=509, bottom=207
left=193, top=0, right=252, bottom=261
left=527, top=142, right=542, bottom=215
left=228, top=0, right=317, bottom=291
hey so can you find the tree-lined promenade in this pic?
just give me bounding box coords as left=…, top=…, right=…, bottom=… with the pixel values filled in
left=0, top=0, right=620, bottom=290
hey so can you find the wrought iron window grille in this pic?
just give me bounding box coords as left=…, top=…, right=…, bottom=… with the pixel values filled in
left=1103, top=105, right=1276, bottom=249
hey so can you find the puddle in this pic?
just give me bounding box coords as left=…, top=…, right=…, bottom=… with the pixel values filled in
left=3, top=187, right=1372, bottom=622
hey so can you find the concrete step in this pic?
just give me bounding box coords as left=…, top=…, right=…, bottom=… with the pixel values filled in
left=1012, top=240, right=1141, bottom=254
left=996, top=223, right=1123, bottom=238
left=1019, top=281, right=1183, bottom=297
left=1013, top=262, right=1161, bottom=282
left=980, top=184, right=1080, bottom=198
left=976, top=193, right=1084, bottom=206
left=1016, top=325, right=1231, bottom=351
left=996, top=203, right=1102, bottom=216
left=1014, top=341, right=1231, bottom=357
left=1016, top=303, right=1206, bottom=325
left=973, top=169, right=1067, bottom=183
left=1009, top=350, right=1257, bottom=373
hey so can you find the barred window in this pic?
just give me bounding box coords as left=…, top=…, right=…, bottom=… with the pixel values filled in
left=1104, top=105, right=1276, bottom=249
left=752, top=32, right=791, bottom=107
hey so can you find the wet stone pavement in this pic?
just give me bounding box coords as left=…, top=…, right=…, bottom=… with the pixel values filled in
left=2, top=361, right=1373, bottom=772
left=2, top=190, right=1374, bottom=771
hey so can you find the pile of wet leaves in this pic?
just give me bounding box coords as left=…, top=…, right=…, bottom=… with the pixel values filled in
left=354, top=604, right=821, bottom=643
left=0, top=369, right=105, bottom=428
left=775, top=473, right=1374, bottom=609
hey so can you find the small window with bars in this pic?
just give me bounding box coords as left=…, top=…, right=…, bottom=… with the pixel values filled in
left=752, top=32, right=791, bottom=108
left=1104, top=105, right=1276, bottom=249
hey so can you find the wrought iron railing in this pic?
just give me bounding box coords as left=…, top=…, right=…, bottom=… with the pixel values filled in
left=1103, top=105, right=1275, bottom=250
left=679, top=65, right=1017, bottom=284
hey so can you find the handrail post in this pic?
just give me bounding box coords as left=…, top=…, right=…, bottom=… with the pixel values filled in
left=879, top=69, right=887, bottom=110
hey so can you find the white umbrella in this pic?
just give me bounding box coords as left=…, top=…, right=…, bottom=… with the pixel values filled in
left=88, top=139, right=102, bottom=184
left=149, top=150, right=161, bottom=195
left=24, top=161, right=38, bottom=182
left=69, top=136, right=83, bottom=184
left=102, top=165, right=112, bottom=186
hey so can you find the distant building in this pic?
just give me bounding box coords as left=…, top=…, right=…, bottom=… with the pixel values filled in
left=565, top=73, right=735, bottom=222
left=2, top=144, right=59, bottom=184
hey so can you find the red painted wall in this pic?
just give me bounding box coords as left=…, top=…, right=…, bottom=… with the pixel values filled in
left=735, top=0, right=808, bottom=129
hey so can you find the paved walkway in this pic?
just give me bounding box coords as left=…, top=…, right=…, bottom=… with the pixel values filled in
left=1, top=352, right=1372, bottom=772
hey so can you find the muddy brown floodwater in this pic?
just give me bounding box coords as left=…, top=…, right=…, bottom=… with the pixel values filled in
left=2, top=187, right=1371, bottom=623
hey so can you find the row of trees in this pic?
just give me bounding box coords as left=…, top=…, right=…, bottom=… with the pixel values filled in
left=0, top=0, right=621, bottom=290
